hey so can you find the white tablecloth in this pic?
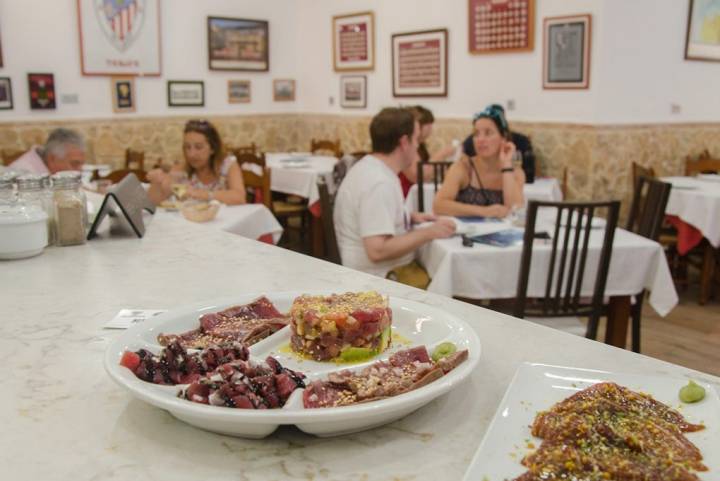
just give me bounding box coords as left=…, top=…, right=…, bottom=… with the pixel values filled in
left=406, top=177, right=563, bottom=214
left=203, top=203, right=283, bottom=244
left=264, top=153, right=338, bottom=205
left=419, top=212, right=678, bottom=317
left=663, top=176, right=720, bottom=247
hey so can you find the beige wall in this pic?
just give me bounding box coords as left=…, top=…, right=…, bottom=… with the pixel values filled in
left=1, top=115, right=718, bottom=213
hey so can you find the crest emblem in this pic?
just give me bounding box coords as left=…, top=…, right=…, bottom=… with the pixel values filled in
left=94, top=0, right=146, bottom=52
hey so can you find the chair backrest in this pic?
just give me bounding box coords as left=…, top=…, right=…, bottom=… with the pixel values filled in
left=317, top=177, right=341, bottom=264
left=561, top=167, right=569, bottom=199
left=235, top=151, right=266, bottom=168
left=230, top=143, right=257, bottom=157
left=125, top=148, right=145, bottom=171
left=631, top=161, right=656, bottom=188
left=101, top=168, right=148, bottom=184
left=241, top=162, right=272, bottom=209
left=311, top=138, right=342, bottom=158
left=513, top=199, right=621, bottom=339
left=416, top=160, right=453, bottom=212
left=685, top=153, right=720, bottom=176
left=626, top=176, right=671, bottom=241
left=2, top=149, right=24, bottom=166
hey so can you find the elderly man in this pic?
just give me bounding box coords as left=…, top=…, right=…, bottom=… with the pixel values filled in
left=10, top=128, right=86, bottom=174
left=333, top=107, right=455, bottom=285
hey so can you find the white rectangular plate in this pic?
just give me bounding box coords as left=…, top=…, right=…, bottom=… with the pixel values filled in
left=463, top=362, right=719, bottom=481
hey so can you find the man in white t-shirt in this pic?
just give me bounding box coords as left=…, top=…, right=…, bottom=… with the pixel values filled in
left=334, top=107, right=455, bottom=278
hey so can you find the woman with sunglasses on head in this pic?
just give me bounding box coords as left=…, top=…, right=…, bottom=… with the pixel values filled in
left=432, top=105, right=524, bottom=218
left=147, top=119, right=246, bottom=206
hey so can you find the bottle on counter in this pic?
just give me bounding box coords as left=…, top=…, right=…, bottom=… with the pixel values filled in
left=17, top=173, right=56, bottom=245
left=51, top=171, right=87, bottom=246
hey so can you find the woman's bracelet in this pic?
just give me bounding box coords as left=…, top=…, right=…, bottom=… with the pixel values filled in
left=501, top=167, right=514, bottom=173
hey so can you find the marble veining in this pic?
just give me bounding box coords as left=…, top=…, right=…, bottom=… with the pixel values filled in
left=1, top=210, right=718, bottom=480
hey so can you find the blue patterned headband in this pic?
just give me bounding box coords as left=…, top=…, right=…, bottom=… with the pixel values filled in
left=472, top=105, right=508, bottom=135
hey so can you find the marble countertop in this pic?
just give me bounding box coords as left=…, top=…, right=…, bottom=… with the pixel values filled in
left=2, top=212, right=718, bottom=481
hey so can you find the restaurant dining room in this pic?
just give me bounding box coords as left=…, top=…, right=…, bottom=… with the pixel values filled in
left=2, top=0, right=720, bottom=479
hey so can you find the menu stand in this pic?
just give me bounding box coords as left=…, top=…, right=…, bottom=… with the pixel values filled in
left=87, top=173, right=155, bottom=239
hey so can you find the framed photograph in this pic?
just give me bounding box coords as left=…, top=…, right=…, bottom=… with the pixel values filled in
left=469, top=0, right=534, bottom=54
left=340, top=75, right=366, bottom=108
left=543, top=14, right=591, bottom=90
left=0, top=78, right=12, bottom=110
left=392, top=29, right=448, bottom=97
left=273, top=79, right=295, bottom=102
left=111, top=76, right=135, bottom=113
left=685, top=0, right=720, bottom=62
left=228, top=80, right=251, bottom=103
left=28, top=73, right=56, bottom=110
left=77, top=0, right=162, bottom=76
left=167, top=81, right=204, bottom=107
left=208, top=17, right=269, bottom=71
left=332, top=11, right=375, bottom=71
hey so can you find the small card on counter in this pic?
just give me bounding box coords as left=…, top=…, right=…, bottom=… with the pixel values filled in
left=104, top=309, right=167, bottom=329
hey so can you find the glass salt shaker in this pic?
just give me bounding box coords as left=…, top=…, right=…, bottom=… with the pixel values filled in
left=51, top=171, right=88, bottom=246
left=0, top=173, right=16, bottom=205
left=17, top=173, right=56, bottom=245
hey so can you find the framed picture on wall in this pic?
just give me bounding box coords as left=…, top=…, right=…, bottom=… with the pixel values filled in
left=469, top=0, right=535, bottom=54
left=167, top=81, right=204, bottom=107
left=0, top=78, right=12, bottom=110
left=77, top=0, right=162, bottom=76
left=332, top=11, right=375, bottom=71
left=228, top=80, right=251, bottom=103
left=111, top=76, right=136, bottom=113
left=543, top=14, right=591, bottom=89
left=685, top=0, right=720, bottom=62
left=340, top=75, right=366, bottom=108
left=273, top=79, right=295, bottom=102
left=392, top=29, right=448, bottom=97
left=28, top=73, right=56, bottom=110
left=208, top=17, right=269, bottom=71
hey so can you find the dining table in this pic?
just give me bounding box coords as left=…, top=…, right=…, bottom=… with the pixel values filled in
left=1, top=208, right=716, bottom=481
left=406, top=177, right=563, bottom=214
left=418, top=210, right=678, bottom=349
left=264, top=152, right=338, bottom=214
left=662, top=175, right=720, bottom=254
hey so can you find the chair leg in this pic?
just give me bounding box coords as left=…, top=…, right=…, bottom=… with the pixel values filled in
left=585, top=313, right=600, bottom=340
left=631, top=292, right=644, bottom=354
left=700, top=243, right=715, bottom=305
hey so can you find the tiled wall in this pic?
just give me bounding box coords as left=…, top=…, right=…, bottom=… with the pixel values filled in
left=1, top=114, right=718, bottom=211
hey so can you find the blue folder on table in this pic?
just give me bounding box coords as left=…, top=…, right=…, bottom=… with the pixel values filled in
left=467, top=229, right=525, bottom=247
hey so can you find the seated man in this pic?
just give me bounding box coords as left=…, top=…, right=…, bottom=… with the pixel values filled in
left=10, top=128, right=86, bottom=174
left=334, top=107, right=455, bottom=280
left=462, top=104, right=536, bottom=183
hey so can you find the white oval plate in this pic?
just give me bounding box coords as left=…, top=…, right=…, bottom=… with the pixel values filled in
left=104, top=292, right=481, bottom=438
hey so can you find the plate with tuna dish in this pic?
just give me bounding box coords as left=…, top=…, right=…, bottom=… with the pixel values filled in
left=105, top=291, right=480, bottom=438
left=463, top=363, right=719, bottom=481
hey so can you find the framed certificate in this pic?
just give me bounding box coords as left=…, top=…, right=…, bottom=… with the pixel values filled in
left=543, top=14, right=591, bottom=90
left=469, top=0, right=534, bottom=54
left=392, top=29, right=448, bottom=97
left=333, top=11, right=375, bottom=71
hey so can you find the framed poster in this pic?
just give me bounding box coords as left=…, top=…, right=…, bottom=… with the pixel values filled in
left=77, top=0, right=162, bottom=76
left=340, top=75, right=366, bottom=108
left=543, top=14, right=591, bottom=90
left=392, top=29, right=448, bottom=97
left=332, top=11, right=375, bottom=71
left=469, top=0, right=534, bottom=54
left=208, top=17, right=269, bottom=71
left=685, top=0, right=720, bottom=62
left=0, top=78, right=12, bottom=110
left=28, top=73, right=56, bottom=110
left=273, top=79, right=295, bottom=102
left=111, top=76, right=135, bottom=113
left=167, top=81, right=204, bottom=107
left=228, top=80, right=251, bottom=103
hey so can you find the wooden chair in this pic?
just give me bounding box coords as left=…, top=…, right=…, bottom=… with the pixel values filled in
left=513, top=200, right=621, bottom=343
left=99, top=168, right=148, bottom=184
left=311, top=138, right=342, bottom=158
left=685, top=152, right=720, bottom=176
left=631, top=161, right=656, bottom=188
left=416, top=160, right=453, bottom=212
left=230, top=143, right=258, bottom=157
left=625, top=176, right=672, bottom=353
left=2, top=149, right=24, bottom=166
left=241, top=163, right=272, bottom=209
left=561, top=167, right=569, bottom=199
left=317, top=177, right=341, bottom=265
left=125, top=148, right=145, bottom=171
